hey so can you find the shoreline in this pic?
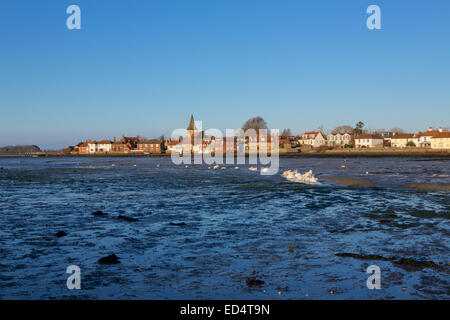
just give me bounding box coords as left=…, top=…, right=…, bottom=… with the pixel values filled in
left=1, top=152, right=449, bottom=159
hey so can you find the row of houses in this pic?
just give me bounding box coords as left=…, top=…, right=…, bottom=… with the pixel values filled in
left=73, top=135, right=163, bottom=155
left=67, top=118, right=450, bottom=155
left=291, top=126, right=450, bottom=149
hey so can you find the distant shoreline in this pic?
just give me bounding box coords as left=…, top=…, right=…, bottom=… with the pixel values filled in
left=1, top=151, right=449, bottom=159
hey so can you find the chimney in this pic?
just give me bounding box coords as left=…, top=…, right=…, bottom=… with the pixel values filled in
left=428, top=126, right=433, bottom=132
left=439, top=126, right=443, bottom=132
left=113, top=137, right=116, bottom=143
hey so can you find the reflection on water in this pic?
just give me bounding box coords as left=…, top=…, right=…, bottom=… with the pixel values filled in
left=0, top=157, right=448, bottom=299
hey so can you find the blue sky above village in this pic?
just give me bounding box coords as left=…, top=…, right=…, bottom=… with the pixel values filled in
left=0, top=0, right=449, bottom=149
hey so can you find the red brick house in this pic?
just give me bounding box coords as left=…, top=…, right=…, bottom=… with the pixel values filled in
left=137, top=139, right=163, bottom=154
left=110, top=135, right=139, bottom=154
left=78, top=142, right=89, bottom=155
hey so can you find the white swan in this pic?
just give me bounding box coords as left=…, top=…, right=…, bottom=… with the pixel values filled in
left=281, top=170, right=318, bottom=184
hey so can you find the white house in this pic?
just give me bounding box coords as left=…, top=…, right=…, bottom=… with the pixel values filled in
left=355, top=134, right=384, bottom=148
left=301, top=132, right=327, bottom=148
left=97, top=140, right=112, bottom=153
left=390, top=134, right=416, bottom=148
left=87, top=141, right=98, bottom=154
left=431, top=132, right=450, bottom=149
left=416, top=127, right=444, bottom=147
left=327, top=133, right=353, bottom=147
left=87, top=140, right=112, bottom=154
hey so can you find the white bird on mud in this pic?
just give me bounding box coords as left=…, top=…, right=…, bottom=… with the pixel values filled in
left=234, top=167, right=239, bottom=169
left=281, top=169, right=318, bottom=184
left=249, top=167, right=258, bottom=172
left=221, top=167, right=226, bottom=170
left=213, top=164, right=219, bottom=169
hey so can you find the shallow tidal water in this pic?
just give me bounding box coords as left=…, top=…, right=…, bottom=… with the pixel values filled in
left=0, top=156, right=449, bottom=299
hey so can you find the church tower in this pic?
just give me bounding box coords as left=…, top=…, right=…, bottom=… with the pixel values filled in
left=187, top=114, right=196, bottom=137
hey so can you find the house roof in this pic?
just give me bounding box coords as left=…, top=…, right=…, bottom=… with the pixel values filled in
left=139, top=139, right=161, bottom=144
left=416, top=130, right=441, bottom=137
left=431, top=132, right=450, bottom=138
left=302, top=131, right=325, bottom=139
left=122, top=136, right=140, bottom=143
left=328, top=132, right=353, bottom=136
left=97, top=140, right=112, bottom=144
left=391, top=134, right=414, bottom=139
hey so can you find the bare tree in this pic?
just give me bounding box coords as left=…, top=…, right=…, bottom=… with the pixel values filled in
left=242, top=116, right=268, bottom=133
left=281, top=128, right=292, bottom=136
left=331, top=125, right=353, bottom=134
left=390, top=127, right=404, bottom=134
left=317, top=125, right=326, bottom=134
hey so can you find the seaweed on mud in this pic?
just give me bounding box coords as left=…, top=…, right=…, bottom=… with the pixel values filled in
left=394, top=258, right=442, bottom=271
left=365, top=209, right=398, bottom=220
left=408, top=210, right=450, bottom=220
left=246, top=277, right=265, bottom=287
left=335, top=253, right=445, bottom=271
left=336, top=253, right=392, bottom=261
left=328, top=227, right=373, bottom=234
left=364, top=210, right=421, bottom=229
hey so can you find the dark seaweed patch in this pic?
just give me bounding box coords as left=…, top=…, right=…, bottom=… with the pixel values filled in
left=335, top=253, right=444, bottom=271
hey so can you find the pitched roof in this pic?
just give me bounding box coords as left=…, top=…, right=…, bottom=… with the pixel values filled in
left=139, top=139, right=161, bottom=144
left=187, top=114, right=196, bottom=131
left=328, top=132, right=353, bottom=136
left=431, top=132, right=450, bottom=138
left=416, top=130, right=441, bottom=137
left=391, top=134, right=414, bottom=139
left=97, top=140, right=112, bottom=144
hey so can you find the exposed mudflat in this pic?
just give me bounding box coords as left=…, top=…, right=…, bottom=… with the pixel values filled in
left=0, top=156, right=448, bottom=299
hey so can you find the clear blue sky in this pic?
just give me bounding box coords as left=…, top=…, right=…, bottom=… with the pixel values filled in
left=0, top=0, right=449, bottom=149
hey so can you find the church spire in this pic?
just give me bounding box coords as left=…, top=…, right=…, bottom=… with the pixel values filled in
left=187, top=114, right=196, bottom=131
